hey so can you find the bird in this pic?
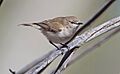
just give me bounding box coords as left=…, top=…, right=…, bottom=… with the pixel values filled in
left=20, top=16, right=83, bottom=49
left=20, top=16, right=83, bottom=74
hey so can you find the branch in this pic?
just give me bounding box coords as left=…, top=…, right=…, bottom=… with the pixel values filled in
left=0, top=0, right=3, bottom=7
left=12, top=0, right=117, bottom=74
left=52, top=22, right=120, bottom=74
left=70, top=26, right=120, bottom=68
left=16, top=16, right=120, bottom=74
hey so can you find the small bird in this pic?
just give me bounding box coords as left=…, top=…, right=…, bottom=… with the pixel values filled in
left=20, top=16, right=83, bottom=74
left=20, top=16, right=83, bottom=49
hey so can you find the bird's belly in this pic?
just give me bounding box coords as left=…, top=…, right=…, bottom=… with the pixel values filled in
left=50, top=37, right=70, bottom=44
left=42, top=31, right=72, bottom=44
left=46, top=33, right=71, bottom=43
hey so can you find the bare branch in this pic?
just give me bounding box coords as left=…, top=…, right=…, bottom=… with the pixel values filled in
left=70, top=26, right=120, bottom=68
left=52, top=23, right=120, bottom=74
left=13, top=0, right=117, bottom=74
left=17, top=16, right=120, bottom=74
left=0, top=0, right=4, bottom=6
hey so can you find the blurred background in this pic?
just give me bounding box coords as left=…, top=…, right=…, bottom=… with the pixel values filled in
left=0, top=0, right=120, bottom=74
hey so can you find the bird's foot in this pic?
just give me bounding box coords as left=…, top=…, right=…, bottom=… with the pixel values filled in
left=60, top=43, right=69, bottom=49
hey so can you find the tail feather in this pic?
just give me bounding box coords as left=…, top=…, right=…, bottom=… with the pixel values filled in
left=19, top=23, right=42, bottom=30
left=19, top=24, right=32, bottom=26
left=32, top=22, right=49, bottom=30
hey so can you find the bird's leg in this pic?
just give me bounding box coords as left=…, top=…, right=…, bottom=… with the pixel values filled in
left=60, top=43, right=69, bottom=49
left=49, top=41, right=60, bottom=50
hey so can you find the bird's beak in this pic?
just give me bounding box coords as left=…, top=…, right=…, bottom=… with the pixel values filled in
left=75, top=22, right=83, bottom=25
left=70, top=21, right=83, bottom=25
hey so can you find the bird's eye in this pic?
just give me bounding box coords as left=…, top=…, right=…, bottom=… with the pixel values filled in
left=70, top=21, right=83, bottom=25
left=70, top=21, right=75, bottom=24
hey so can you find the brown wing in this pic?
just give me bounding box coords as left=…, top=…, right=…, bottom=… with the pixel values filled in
left=48, top=21, right=63, bottom=32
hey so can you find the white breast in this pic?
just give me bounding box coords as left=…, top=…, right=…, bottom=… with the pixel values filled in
left=41, top=24, right=78, bottom=44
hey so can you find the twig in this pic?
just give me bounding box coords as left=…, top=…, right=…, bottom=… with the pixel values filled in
left=16, top=16, right=120, bottom=74
left=28, top=16, right=120, bottom=74
left=70, top=26, right=120, bottom=67
left=0, top=0, right=3, bottom=6
left=52, top=24, right=120, bottom=74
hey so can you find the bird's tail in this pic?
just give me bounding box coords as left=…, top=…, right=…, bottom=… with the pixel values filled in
left=19, top=22, right=48, bottom=30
